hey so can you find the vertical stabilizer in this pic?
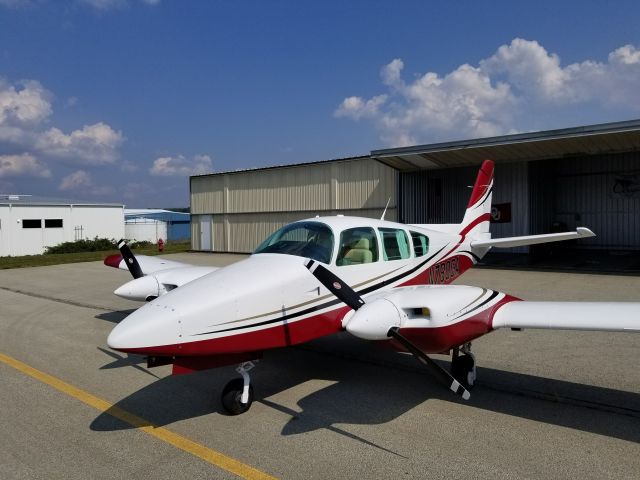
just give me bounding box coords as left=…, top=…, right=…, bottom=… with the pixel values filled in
left=461, top=160, right=494, bottom=236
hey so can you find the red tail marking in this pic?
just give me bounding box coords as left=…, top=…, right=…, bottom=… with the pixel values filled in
left=460, top=213, right=491, bottom=237
left=467, top=160, right=494, bottom=208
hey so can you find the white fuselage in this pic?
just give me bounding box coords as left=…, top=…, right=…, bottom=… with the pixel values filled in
left=107, top=216, right=486, bottom=356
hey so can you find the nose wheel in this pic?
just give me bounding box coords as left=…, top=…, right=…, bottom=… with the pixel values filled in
left=221, top=361, right=255, bottom=415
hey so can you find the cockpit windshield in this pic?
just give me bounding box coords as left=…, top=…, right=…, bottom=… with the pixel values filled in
left=253, top=221, right=334, bottom=264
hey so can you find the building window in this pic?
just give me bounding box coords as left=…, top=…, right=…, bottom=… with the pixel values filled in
left=22, top=219, right=41, bottom=229
left=379, top=228, right=410, bottom=261
left=45, top=219, right=63, bottom=228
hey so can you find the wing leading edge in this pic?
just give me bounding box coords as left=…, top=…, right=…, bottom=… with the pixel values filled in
left=492, top=301, right=640, bottom=332
left=471, top=227, right=595, bottom=249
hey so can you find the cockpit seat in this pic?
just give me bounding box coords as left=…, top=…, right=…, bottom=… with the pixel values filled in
left=343, top=238, right=373, bottom=264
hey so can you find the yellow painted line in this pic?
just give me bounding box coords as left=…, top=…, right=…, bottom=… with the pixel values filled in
left=0, top=352, right=277, bottom=480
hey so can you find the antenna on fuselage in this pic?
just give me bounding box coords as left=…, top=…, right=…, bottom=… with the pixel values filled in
left=380, top=197, right=391, bottom=221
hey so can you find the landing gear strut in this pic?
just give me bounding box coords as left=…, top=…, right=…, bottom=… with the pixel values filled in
left=451, top=343, right=476, bottom=389
left=221, top=361, right=256, bottom=415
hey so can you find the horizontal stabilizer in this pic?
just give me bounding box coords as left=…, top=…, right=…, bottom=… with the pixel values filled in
left=493, top=301, right=640, bottom=332
left=471, top=227, right=595, bottom=249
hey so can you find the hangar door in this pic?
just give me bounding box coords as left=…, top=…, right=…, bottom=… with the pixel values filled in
left=529, top=154, right=640, bottom=250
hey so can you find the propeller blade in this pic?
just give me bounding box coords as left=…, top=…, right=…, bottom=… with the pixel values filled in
left=304, top=259, right=365, bottom=311
left=118, top=239, right=143, bottom=279
left=304, top=259, right=469, bottom=400
left=388, top=327, right=471, bottom=400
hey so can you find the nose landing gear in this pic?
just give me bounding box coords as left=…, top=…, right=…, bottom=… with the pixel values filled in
left=221, top=361, right=256, bottom=415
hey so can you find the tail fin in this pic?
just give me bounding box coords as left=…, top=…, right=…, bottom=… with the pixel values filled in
left=461, top=160, right=494, bottom=236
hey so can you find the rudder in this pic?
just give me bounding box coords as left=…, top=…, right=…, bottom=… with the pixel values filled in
left=461, top=160, right=494, bottom=235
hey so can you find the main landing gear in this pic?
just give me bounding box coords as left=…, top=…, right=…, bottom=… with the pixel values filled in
left=221, top=361, right=256, bottom=415
left=451, top=343, right=476, bottom=389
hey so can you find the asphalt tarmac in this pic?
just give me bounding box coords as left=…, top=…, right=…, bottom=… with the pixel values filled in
left=0, top=253, right=639, bottom=479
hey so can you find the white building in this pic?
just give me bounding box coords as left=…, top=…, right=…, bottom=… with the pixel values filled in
left=124, top=211, right=168, bottom=244
left=0, top=195, right=125, bottom=256
left=124, top=209, right=191, bottom=243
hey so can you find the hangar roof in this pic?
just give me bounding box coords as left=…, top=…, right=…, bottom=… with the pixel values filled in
left=125, top=209, right=190, bottom=222
left=370, top=119, right=640, bottom=171
left=191, top=155, right=370, bottom=178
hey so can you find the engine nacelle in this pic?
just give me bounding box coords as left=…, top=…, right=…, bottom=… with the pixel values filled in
left=344, top=285, right=502, bottom=341
left=345, top=298, right=402, bottom=340
left=114, top=275, right=162, bottom=301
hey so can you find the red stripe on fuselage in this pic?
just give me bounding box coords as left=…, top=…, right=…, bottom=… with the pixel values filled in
left=117, top=304, right=351, bottom=357
left=399, top=254, right=474, bottom=287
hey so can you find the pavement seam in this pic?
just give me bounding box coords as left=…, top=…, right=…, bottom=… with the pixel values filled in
left=0, top=285, right=113, bottom=312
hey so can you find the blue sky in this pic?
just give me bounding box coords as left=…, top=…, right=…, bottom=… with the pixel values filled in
left=1, top=0, right=639, bottom=207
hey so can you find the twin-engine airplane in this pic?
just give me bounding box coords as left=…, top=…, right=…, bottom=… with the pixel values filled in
left=104, top=160, right=640, bottom=414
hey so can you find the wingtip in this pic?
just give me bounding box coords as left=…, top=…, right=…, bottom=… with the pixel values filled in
left=576, top=227, right=596, bottom=238
left=104, top=254, right=123, bottom=268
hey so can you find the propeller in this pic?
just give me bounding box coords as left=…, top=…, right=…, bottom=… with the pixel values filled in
left=304, top=259, right=471, bottom=400
left=118, top=239, right=144, bottom=279
left=304, top=260, right=364, bottom=311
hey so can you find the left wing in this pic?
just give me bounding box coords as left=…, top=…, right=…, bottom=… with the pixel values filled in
left=492, top=301, right=640, bottom=332
left=104, top=240, right=217, bottom=301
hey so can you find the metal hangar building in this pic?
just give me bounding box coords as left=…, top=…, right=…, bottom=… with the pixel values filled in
left=190, top=119, right=640, bottom=259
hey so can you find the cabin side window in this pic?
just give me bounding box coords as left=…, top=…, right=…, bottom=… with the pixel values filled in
left=378, top=228, right=410, bottom=261
left=410, top=231, right=430, bottom=257
left=336, top=227, right=378, bottom=266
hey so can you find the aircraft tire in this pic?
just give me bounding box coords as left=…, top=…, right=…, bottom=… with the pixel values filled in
left=221, top=378, right=254, bottom=415
left=451, top=354, right=475, bottom=389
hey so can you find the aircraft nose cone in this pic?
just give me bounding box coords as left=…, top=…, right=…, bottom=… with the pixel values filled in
left=107, top=303, right=181, bottom=353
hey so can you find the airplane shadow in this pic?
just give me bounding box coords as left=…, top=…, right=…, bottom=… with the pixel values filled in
left=95, top=309, right=137, bottom=324
left=90, top=339, right=640, bottom=445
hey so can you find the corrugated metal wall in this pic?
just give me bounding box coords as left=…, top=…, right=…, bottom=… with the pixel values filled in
left=530, top=152, right=640, bottom=249
left=401, top=153, right=640, bottom=251
left=399, top=162, right=529, bottom=250
left=190, top=158, right=397, bottom=252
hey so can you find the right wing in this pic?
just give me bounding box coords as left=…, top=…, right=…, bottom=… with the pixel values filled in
left=104, top=252, right=193, bottom=276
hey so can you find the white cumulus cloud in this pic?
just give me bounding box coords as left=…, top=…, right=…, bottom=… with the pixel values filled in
left=0, top=77, right=124, bottom=166
left=0, top=79, right=52, bottom=128
left=150, top=154, right=212, bottom=176
left=59, top=170, right=93, bottom=191
left=59, top=169, right=113, bottom=196
left=0, top=153, right=51, bottom=178
left=336, top=39, right=640, bottom=146
left=37, top=122, right=124, bottom=165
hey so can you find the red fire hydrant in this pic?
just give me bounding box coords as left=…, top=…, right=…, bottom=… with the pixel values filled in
left=158, top=238, right=164, bottom=252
